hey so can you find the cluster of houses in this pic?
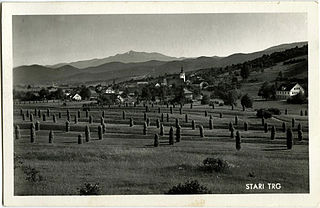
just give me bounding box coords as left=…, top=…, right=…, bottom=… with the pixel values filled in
left=16, top=67, right=306, bottom=103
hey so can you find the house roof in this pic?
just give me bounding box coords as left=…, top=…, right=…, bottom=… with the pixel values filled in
left=277, top=83, right=299, bottom=91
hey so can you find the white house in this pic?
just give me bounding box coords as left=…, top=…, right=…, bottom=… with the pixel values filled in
left=179, top=67, right=186, bottom=82
left=72, top=93, right=82, bottom=101
left=276, top=83, right=305, bottom=100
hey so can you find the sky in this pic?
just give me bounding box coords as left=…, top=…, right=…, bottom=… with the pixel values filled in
left=13, top=13, right=307, bottom=67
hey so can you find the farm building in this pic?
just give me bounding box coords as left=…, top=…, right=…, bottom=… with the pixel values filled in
left=276, top=83, right=305, bottom=100
left=183, top=88, right=193, bottom=100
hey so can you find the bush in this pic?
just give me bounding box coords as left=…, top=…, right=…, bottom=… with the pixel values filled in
left=79, top=183, right=101, bottom=195
left=268, top=108, right=281, bottom=115
left=287, top=92, right=307, bottom=104
left=202, top=157, right=229, bottom=173
left=23, top=166, right=43, bottom=182
left=256, top=109, right=272, bottom=119
left=167, top=180, right=210, bottom=194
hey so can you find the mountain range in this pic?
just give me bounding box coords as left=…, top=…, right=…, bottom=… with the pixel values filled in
left=13, top=41, right=307, bottom=85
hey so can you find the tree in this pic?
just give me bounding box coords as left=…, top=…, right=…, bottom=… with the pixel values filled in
left=79, top=87, right=91, bottom=100
left=225, top=89, right=239, bottom=106
left=201, top=94, right=210, bottom=105
left=39, top=88, right=50, bottom=100
left=240, top=65, right=250, bottom=80
left=141, top=86, right=152, bottom=101
left=240, top=94, right=253, bottom=111
left=258, top=82, right=276, bottom=100
left=52, top=88, right=64, bottom=100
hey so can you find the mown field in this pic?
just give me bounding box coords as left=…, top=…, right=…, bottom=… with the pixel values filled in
left=13, top=101, right=309, bottom=195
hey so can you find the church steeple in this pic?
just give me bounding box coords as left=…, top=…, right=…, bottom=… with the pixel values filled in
left=179, top=66, right=185, bottom=82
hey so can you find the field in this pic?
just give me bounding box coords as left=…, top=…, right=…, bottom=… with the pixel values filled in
left=13, top=101, right=309, bottom=195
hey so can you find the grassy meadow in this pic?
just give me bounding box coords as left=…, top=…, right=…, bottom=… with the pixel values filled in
left=13, top=101, right=309, bottom=195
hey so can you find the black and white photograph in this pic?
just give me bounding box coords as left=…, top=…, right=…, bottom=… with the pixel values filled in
left=2, top=1, right=319, bottom=207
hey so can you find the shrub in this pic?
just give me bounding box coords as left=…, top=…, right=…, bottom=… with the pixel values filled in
left=175, top=118, right=179, bottom=128
left=220, top=113, right=223, bottom=118
left=143, top=122, right=147, bottom=135
left=287, top=92, right=307, bottom=104
left=244, top=122, right=248, bottom=131
left=228, top=122, right=233, bottom=131
left=199, top=125, right=204, bottom=137
left=286, top=128, right=293, bottom=149
left=102, top=123, right=106, bottom=134
left=285, top=109, right=288, bottom=115
left=78, top=134, right=83, bottom=144
left=85, top=125, right=90, bottom=142
left=230, top=127, right=235, bottom=138
left=130, top=118, right=134, bottom=127
left=98, top=125, right=103, bottom=140
left=185, top=114, right=188, bottom=123
left=209, top=119, right=213, bottom=130
left=66, top=121, right=70, bottom=132
left=22, top=113, right=25, bottom=121
left=35, top=121, right=40, bottom=131
left=262, top=117, right=265, bottom=125
left=204, top=111, right=208, bottom=117
left=298, top=130, right=303, bottom=141
left=236, top=131, right=241, bottom=150
left=176, top=125, right=181, bottom=142
left=58, top=112, right=62, bottom=119
left=79, top=183, right=101, bottom=195
left=292, top=118, right=295, bottom=128
left=256, top=109, right=272, bottom=119
left=122, top=111, right=126, bottom=120
left=264, top=123, right=268, bottom=133
left=74, top=115, right=78, bottom=124
left=169, top=126, right=174, bottom=145
left=158, top=107, right=161, bottom=114
left=154, top=134, right=159, bottom=147
left=30, top=123, right=35, bottom=143
left=167, top=180, right=210, bottom=194
left=235, top=116, right=238, bottom=125
left=271, top=126, right=276, bottom=140
left=15, top=125, right=21, bottom=140
left=202, top=157, right=229, bottom=173
left=190, top=103, right=193, bottom=109
left=160, top=124, right=164, bottom=136
left=297, top=123, right=302, bottom=131
left=268, top=108, right=281, bottom=115
left=300, top=110, right=303, bottom=116
left=179, top=108, right=182, bottom=115
left=282, top=122, right=286, bottom=132
left=23, top=166, right=43, bottom=182
left=192, top=120, right=195, bottom=130
left=49, top=130, right=54, bottom=143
